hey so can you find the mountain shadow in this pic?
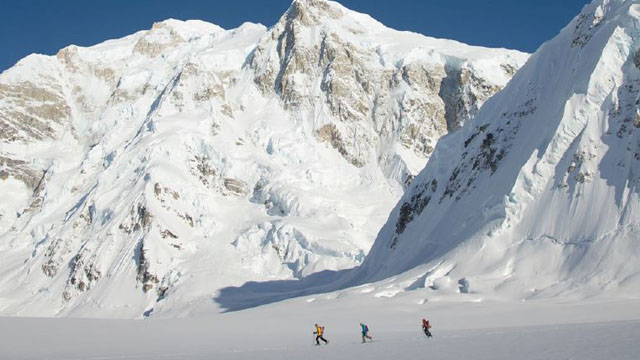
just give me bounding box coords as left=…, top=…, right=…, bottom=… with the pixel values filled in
left=213, top=268, right=359, bottom=312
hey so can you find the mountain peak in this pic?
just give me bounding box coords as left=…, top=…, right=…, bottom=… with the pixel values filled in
left=285, top=0, right=345, bottom=26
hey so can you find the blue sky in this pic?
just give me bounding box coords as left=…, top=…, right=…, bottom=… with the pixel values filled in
left=0, top=0, right=591, bottom=72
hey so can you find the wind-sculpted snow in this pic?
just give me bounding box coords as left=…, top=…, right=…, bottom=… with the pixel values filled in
left=0, top=0, right=526, bottom=317
left=359, top=0, right=640, bottom=301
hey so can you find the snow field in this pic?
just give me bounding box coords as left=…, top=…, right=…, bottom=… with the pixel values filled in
left=1, top=298, right=639, bottom=359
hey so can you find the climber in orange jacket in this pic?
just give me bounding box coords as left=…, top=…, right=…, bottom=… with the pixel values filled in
left=313, top=323, right=329, bottom=345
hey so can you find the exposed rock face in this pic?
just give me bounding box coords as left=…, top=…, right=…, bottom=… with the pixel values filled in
left=0, top=0, right=527, bottom=317
left=133, top=22, right=187, bottom=58
left=0, top=81, right=70, bottom=142
left=250, top=0, right=524, bottom=173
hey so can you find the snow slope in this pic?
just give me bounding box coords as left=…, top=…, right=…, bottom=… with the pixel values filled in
left=357, top=0, right=640, bottom=301
left=0, top=0, right=526, bottom=317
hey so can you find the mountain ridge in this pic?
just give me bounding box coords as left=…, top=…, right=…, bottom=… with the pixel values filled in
left=356, top=0, right=640, bottom=301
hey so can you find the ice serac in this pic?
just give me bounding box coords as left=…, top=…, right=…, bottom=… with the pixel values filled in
left=359, top=0, right=640, bottom=300
left=0, top=0, right=526, bottom=317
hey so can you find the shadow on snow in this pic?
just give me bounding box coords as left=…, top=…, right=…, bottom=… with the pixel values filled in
left=213, top=268, right=360, bottom=312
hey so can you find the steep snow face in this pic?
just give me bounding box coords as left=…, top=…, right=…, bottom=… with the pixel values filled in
left=358, top=0, right=640, bottom=301
left=0, top=0, right=526, bottom=317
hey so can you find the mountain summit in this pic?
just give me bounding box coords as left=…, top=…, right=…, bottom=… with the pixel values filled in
left=358, top=0, right=640, bottom=300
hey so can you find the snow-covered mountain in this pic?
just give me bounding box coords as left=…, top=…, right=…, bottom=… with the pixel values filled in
left=357, top=0, right=640, bottom=301
left=0, top=0, right=526, bottom=317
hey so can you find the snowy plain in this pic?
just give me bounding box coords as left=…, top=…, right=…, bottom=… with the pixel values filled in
left=1, top=295, right=639, bottom=360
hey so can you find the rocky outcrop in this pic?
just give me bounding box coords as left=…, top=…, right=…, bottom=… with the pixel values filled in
left=249, top=0, right=524, bottom=175
left=0, top=81, right=70, bottom=142
left=133, top=22, right=187, bottom=58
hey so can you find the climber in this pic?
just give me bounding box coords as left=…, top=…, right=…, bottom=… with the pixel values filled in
left=360, top=322, right=372, bottom=343
left=422, top=318, right=432, bottom=338
left=314, top=323, right=329, bottom=345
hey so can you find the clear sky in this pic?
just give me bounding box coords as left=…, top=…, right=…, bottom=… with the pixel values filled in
left=1, top=0, right=591, bottom=72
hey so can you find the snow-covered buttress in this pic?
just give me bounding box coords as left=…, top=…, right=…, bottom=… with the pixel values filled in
left=358, top=0, right=640, bottom=300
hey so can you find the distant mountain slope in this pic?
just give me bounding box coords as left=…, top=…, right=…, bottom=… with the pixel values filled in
left=358, top=0, right=640, bottom=300
left=0, top=0, right=526, bottom=317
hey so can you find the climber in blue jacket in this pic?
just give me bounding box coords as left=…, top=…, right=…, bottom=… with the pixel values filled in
left=360, top=322, right=372, bottom=343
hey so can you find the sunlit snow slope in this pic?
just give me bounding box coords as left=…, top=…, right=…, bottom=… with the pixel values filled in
left=0, top=0, right=526, bottom=317
left=358, top=0, right=640, bottom=301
